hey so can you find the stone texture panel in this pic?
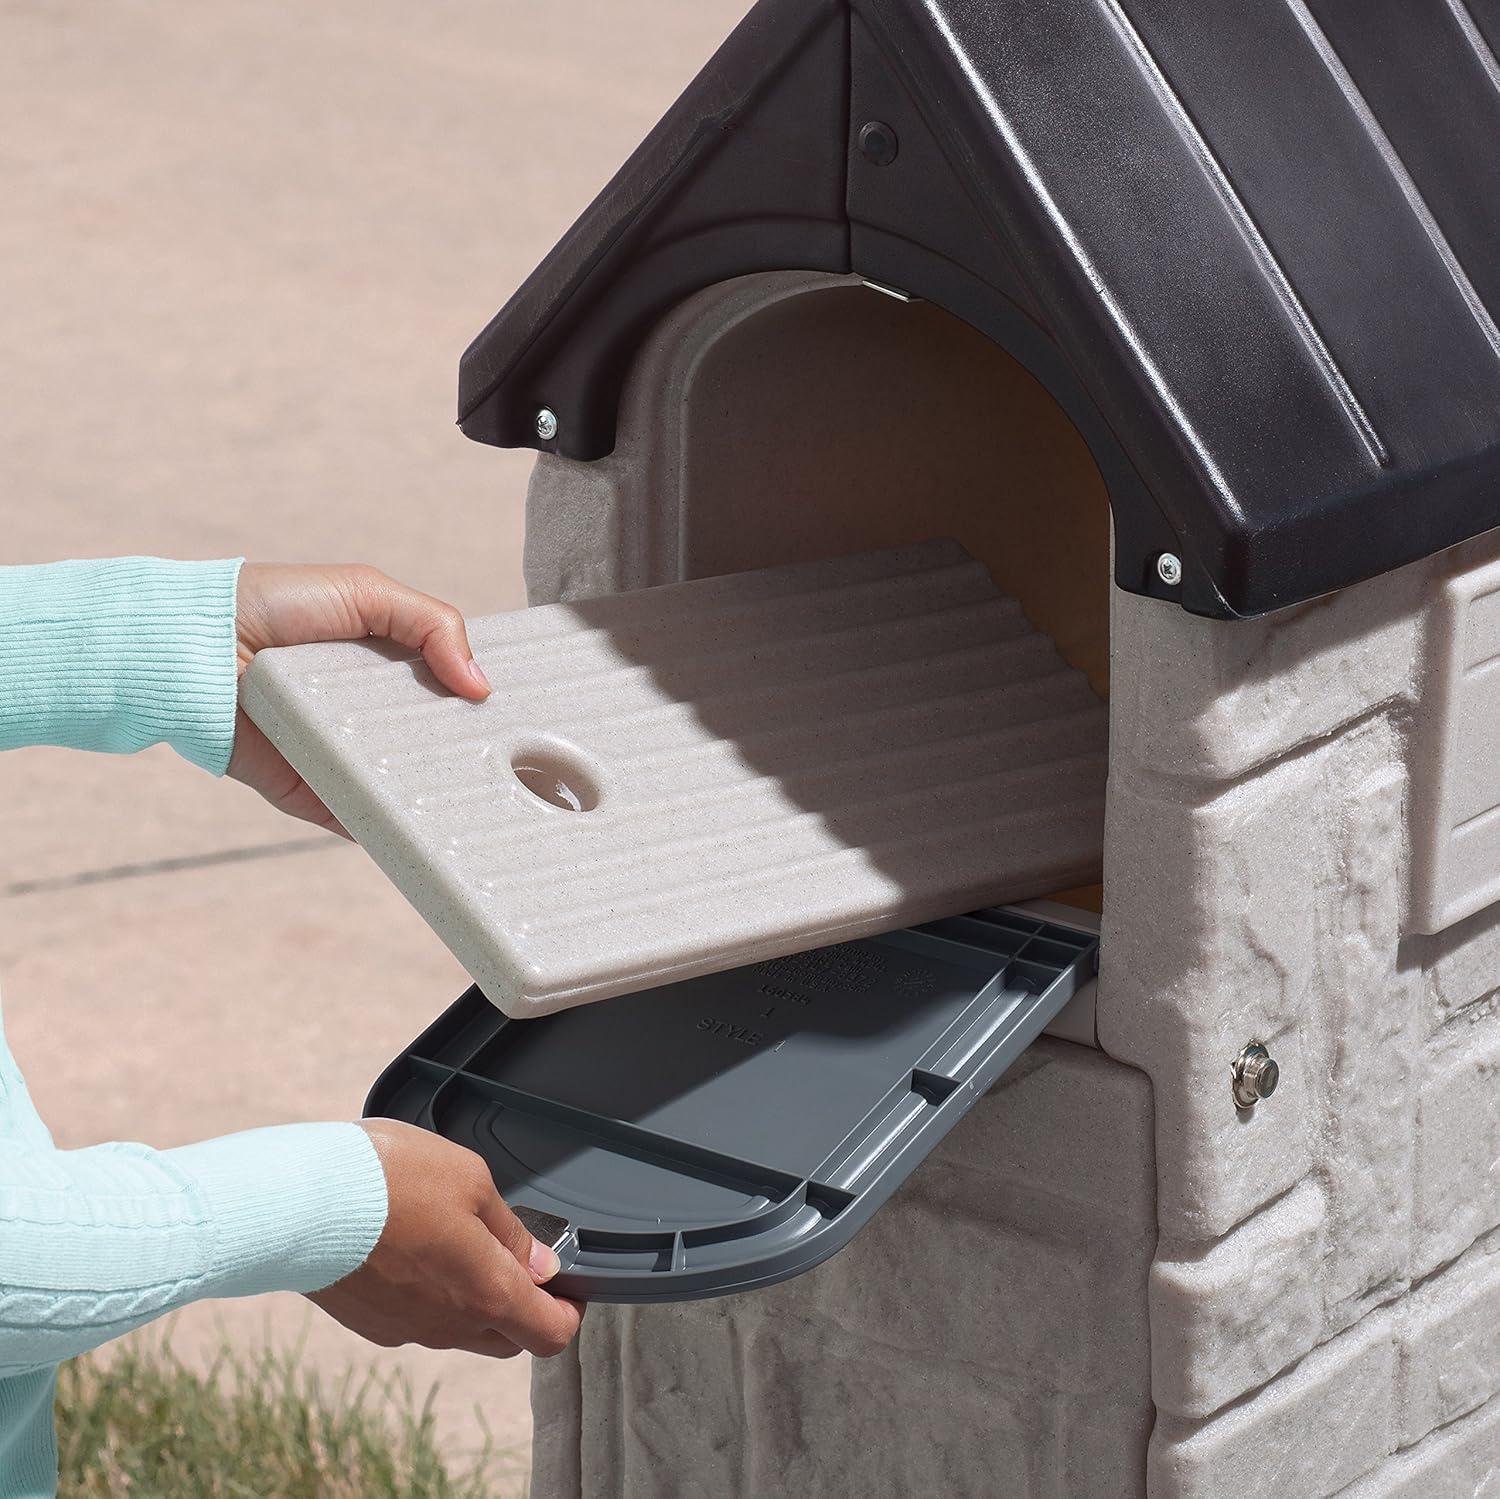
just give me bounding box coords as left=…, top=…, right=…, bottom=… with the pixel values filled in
left=1409, top=898, right=1500, bottom=1035
left=1395, top=1229, right=1500, bottom=1450
left=1116, top=537, right=1500, bottom=1491
left=1316, top=759, right=1419, bottom=1322
left=1338, top=1396, right=1500, bottom=1498
left=1108, top=553, right=1432, bottom=785
left=1412, top=1005, right=1500, bottom=1279
left=1100, top=768, right=1313, bottom=1235
left=1149, top=1311, right=1397, bottom=1499
left=1101, top=710, right=1412, bottom=1257
left=1150, top=1223, right=1500, bottom=1496
left=1151, top=1180, right=1329, bottom=1419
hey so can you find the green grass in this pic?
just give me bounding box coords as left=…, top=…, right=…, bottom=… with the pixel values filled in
left=56, top=1339, right=517, bottom=1498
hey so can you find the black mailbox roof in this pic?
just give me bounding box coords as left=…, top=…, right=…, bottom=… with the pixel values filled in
left=459, top=0, right=1500, bottom=618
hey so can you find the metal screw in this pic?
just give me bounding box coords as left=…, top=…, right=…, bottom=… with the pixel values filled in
left=535, top=408, right=559, bottom=442
left=858, top=121, right=900, bottom=166
left=1232, top=1041, right=1280, bottom=1109
left=1156, top=551, right=1184, bottom=587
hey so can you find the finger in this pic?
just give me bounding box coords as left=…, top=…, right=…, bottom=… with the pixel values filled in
left=474, top=1189, right=560, bottom=1284
left=227, top=713, right=351, bottom=837
left=266, top=780, right=351, bottom=838
left=340, top=568, right=491, bottom=702
left=464, top=1222, right=583, bottom=1357
left=488, top=1269, right=585, bottom=1358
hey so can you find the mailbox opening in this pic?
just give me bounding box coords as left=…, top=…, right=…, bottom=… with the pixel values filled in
left=523, top=270, right=1114, bottom=912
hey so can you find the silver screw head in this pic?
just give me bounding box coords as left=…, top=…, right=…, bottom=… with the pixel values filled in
left=1156, top=551, right=1184, bottom=587
left=1232, top=1041, right=1280, bottom=1109
left=535, top=407, right=559, bottom=442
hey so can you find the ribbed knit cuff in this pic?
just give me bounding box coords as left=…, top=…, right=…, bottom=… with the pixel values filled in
left=164, top=1122, right=389, bottom=1299
left=0, top=557, right=244, bottom=775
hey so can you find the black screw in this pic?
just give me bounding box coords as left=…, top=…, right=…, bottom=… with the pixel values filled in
left=858, top=120, right=899, bottom=166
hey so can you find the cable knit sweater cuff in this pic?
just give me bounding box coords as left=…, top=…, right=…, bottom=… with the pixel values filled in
left=0, top=557, right=244, bottom=775
left=165, top=1122, right=389, bottom=1299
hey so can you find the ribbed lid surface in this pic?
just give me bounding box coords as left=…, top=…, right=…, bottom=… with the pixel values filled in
left=242, top=540, right=1107, bottom=1016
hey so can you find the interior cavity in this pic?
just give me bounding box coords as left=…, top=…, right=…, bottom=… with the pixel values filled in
left=669, top=280, right=1112, bottom=910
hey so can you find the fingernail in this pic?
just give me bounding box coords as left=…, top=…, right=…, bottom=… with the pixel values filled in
left=468, top=659, right=493, bottom=696
left=529, top=1238, right=561, bottom=1282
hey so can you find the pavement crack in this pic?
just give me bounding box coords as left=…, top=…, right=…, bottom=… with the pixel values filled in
left=0, top=836, right=345, bottom=899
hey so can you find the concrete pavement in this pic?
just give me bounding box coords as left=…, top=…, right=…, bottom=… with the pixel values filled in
left=0, top=0, right=748, bottom=1481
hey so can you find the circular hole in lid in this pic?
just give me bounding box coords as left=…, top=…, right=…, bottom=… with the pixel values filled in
left=511, top=750, right=599, bottom=813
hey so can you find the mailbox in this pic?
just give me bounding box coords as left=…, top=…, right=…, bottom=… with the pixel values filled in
left=253, top=2, right=1500, bottom=1493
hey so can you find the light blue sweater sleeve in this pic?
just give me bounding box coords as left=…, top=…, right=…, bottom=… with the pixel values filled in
left=0, top=557, right=245, bottom=774
left=0, top=1121, right=389, bottom=1377
left=0, top=557, right=390, bottom=1384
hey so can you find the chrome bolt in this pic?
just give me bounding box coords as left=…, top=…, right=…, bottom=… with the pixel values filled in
left=1156, top=551, right=1184, bottom=587
left=1232, top=1041, right=1280, bottom=1109
left=535, top=407, right=559, bottom=442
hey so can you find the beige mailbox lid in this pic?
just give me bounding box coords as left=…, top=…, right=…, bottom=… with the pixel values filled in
left=239, top=540, right=1107, bottom=1017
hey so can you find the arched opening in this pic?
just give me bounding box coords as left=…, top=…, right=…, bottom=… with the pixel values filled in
left=674, top=281, right=1112, bottom=697
left=671, top=278, right=1112, bottom=910
left=526, top=272, right=1115, bottom=913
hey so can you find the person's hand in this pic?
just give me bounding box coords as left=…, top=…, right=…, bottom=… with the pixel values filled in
left=230, top=563, right=491, bottom=832
left=308, top=1119, right=584, bottom=1359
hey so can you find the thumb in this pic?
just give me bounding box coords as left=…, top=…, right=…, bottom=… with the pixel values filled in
left=475, top=1189, right=561, bottom=1284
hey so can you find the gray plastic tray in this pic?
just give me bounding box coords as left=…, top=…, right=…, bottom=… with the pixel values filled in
left=366, top=906, right=1098, bottom=1303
